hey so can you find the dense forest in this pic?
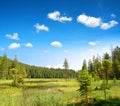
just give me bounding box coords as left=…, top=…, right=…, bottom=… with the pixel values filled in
left=0, top=55, right=77, bottom=80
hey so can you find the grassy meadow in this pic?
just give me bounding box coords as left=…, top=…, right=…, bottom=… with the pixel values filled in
left=0, top=79, right=120, bottom=106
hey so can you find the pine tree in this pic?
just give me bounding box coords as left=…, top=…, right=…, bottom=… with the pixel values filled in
left=82, top=59, right=87, bottom=70
left=112, top=46, right=120, bottom=79
left=78, top=69, right=92, bottom=104
left=10, top=55, right=23, bottom=87
left=101, top=53, right=112, bottom=100
left=63, top=58, right=69, bottom=79
left=63, top=58, right=69, bottom=70
left=102, top=53, right=112, bottom=85
left=0, top=53, right=9, bottom=79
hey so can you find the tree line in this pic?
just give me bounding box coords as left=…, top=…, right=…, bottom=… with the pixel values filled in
left=82, top=46, right=120, bottom=81
left=0, top=54, right=77, bottom=80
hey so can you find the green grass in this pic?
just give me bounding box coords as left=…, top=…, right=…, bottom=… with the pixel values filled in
left=0, top=79, right=80, bottom=106
left=0, top=79, right=120, bottom=106
left=91, top=80, right=120, bottom=100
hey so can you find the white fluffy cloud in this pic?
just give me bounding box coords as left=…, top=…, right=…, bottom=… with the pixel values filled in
left=51, top=41, right=63, bottom=48
left=101, top=20, right=118, bottom=30
left=89, top=42, right=96, bottom=46
left=77, top=13, right=102, bottom=28
left=34, top=23, right=49, bottom=32
left=89, top=41, right=99, bottom=46
left=48, top=11, right=60, bottom=21
left=25, top=43, right=33, bottom=47
left=77, top=13, right=118, bottom=30
left=6, top=33, right=19, bottom=40
left=48, top=11, right=72, bottom=22
left=8, top=43, right=20, bottom=49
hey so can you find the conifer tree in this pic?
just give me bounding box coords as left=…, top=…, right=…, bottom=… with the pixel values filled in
left=10, top=55, right=23, bottom=87
left=78, top=68, right=92, bottom=104
left=63, top=58, right=69, bottom=79
left=102, top=53, right=112, bottom=85
left=63, top=58, right=69, bottom=70
left=101, top=53, right=112, bottom=100
left=0, top=53, right=9, bottom=79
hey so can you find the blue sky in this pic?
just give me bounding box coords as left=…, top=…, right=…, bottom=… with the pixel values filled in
left=0, top=0, right=120, bottom=70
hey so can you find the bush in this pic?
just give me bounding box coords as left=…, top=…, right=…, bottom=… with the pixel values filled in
left=92, top=99, right=120, bottom=106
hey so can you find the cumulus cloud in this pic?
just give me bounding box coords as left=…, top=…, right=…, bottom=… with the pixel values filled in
left=111, top=14, right=116, bottom=18
left=48, top=11, right=60, bottom=21
left=8, top=43, right=20, bottom=49
left=34, top=23, right=49, bottom=32
left=51, top=41, right=63, bottom=48
left=101, top=20, right=118, bottom=30
left=89, top=41, right=99, bottom=46
left=89, top=42, right=96, bottom=46
left=48, top=11, right=72, bottom=22
left=77, top=13, right=118, bottom=30
left=77, top=13, right=102, bottom=28
left=25, top=43, right=33, bottom=47
left=6, top=33, right=19, bottom=40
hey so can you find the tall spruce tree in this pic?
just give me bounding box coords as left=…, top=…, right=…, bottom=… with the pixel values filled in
left=63, top=58, right=69, bottom=69
left=78, top=61, right=92, bottom=104
left=102, top=53, right=112, bottom=85
left=82, top=59, right=87, bottom=70
left=93, top=56, right=102, bottom=80
left=63, top=58, right=69, bottom=79
left=112, top=46, right=120, bottom=79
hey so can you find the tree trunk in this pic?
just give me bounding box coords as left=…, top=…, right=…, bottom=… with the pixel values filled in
left=104, top=89, right=107, bottom=100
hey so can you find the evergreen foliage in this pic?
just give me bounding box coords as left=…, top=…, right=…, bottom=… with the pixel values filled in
left=102, top=53, right=112, bottom=85
left=63, top=58, right=69, bottom=79
left=78, top=68, right=92, bottom=104
left=63, top=58, right=69, bottom=69
left=0, top=53, right=10, bottom=79
left=112, top=46, right=120, bottom=79
left=87, top=46, right=120, bottom=80
left=0, top=54, right=77, bottom=80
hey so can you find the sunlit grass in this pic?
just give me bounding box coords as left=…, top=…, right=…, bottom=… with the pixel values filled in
left=0, top=87, right=22, bottom=106
left=0, top=79, right=120, bottom=106
left=0, top=78, right=80, bottom=106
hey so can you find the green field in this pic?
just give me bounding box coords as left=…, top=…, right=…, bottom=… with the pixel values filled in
left=0, top=79, right=120, bottom=106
